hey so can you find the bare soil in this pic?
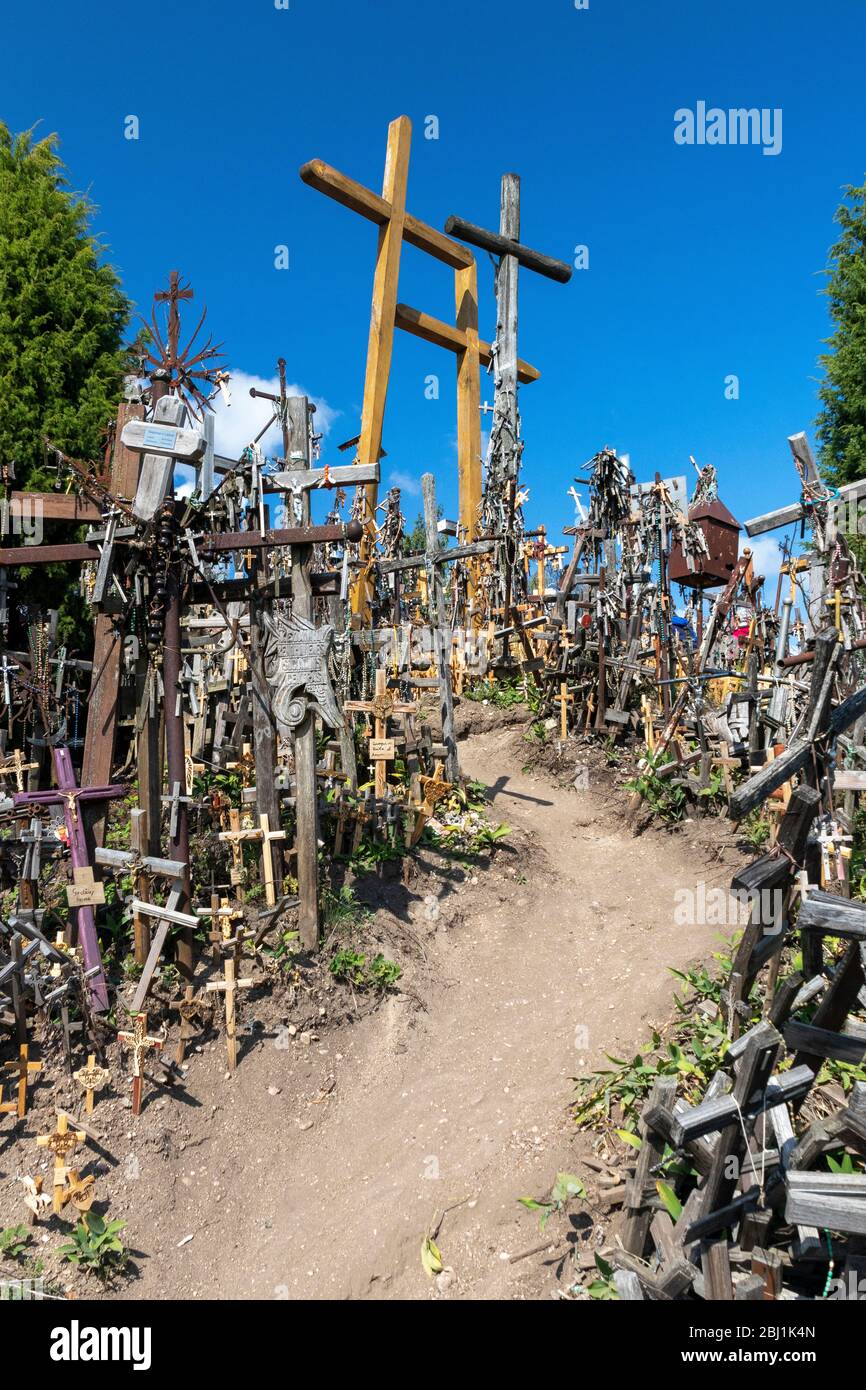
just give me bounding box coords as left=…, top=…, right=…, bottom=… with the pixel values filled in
left=0, top=713, right=750, bottom=1301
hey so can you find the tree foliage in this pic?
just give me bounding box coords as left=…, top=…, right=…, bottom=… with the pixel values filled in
left=0, top=123, right=130, bottom=640
left=817, top=178, right=866, bottom=486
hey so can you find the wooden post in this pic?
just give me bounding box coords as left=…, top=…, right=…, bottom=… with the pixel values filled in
left=250, top=580, right=284, bottom=896
left=206, top=956, right=253, bottom=1070
left=80, top=398, right=145, bottom=853
left=288, top=396, right=321, bottom=949
left=422, top=473, right=458, bottom=782
left=455, top=260, right=482, bottom=547
left=494, top=174, right=520, bottom=486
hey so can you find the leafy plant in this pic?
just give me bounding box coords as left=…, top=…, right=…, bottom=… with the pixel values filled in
left=586, top=1252, right=619, bottom=1300
left=323, top=884, right=371, bottom=930
left=329, top=948, right=401, bottom=992
left=0, top=1225, right=31, bottom=1260
left=349, top=835, right=403, bottom=873
left=329, top=949, right=368, bottom=987
left=518, top=1172, right=586, bottom=1232
left=59, top=1213, right=127, bottom=1279
left=573, top=948, right=740, bottom=1128
left=740, top=809, right=772, bottom=849
left=625, top=757, right=687, bottom=823
left=369, top=954, right=402, bottom=989
left=826, top=1150, right=860, bottom=1175
left=465, top=823, right=510, bottom=854
left=464, top=677, right=525, bottom=709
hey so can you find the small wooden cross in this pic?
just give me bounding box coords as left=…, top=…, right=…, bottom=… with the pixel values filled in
left=36, top=1113, right=87, bottom=1213
left=169, top=986, right=211, bottom=1065
left=555, top=681, right=574, bottom=741
left=206, top=956, right=253, bottom=1071
left=258, top=814, right=286, bottom=907
left=72, top=1054, right=111, bottom=1113
left=0, top=748, right=37, bottom=792
left=161, top=779, right=193, bottom=840
left=0, top=1084, right=18, bottom=1118
left=345, top=668, right=419, bottom=796
left=2, top=1043, right=42, bottom=1118
left=219, top=807, right=262, bottom=899
left=411, top=762, right=452, bottom=846
left=118, top=1011, right=165, bottom=1115
left=59, top=1169, right=96, bottom=1215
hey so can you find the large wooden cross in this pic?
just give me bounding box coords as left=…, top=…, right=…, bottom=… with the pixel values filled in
left=300, top=116, right=540, bottom=610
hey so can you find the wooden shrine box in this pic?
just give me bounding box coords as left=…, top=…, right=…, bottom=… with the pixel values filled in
left=669, top=497, right=741, bottom=589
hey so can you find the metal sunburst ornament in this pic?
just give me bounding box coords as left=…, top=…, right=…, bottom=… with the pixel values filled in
left=138, top=270, right=226, bottom=418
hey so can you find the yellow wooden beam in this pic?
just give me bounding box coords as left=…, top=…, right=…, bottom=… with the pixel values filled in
left=395, top=303, right=540, bottom=383
left=455, top=263, right=482, bottom=545
left=300, top=159, right=473, bottom=271
left=351, top=116, right=413, bottom=614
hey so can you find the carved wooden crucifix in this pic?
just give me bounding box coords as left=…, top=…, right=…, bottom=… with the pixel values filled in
left=118, top=1010, right=165, bottom=1115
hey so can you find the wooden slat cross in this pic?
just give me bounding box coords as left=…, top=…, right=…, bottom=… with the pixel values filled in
left=2, top=1043, right=42, bottom=1117
left=206, top=956, right=253, bottom=1071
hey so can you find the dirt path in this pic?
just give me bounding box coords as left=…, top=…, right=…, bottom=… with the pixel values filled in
left=112, top=730, right=730, bottom=1301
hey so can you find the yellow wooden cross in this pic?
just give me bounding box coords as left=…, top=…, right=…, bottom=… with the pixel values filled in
left=411, top=761, right=452, bottom=846
left=555, top=681, right=574, bottom=741
left=73, top=1053, right=111, bottom=1114
left=0, top=749, right=38, bottom=791
left=300, top=116, right=541, bottom=612
left=36, top=1112, right=87, bottom=1212
left=2, top=1044, right=42, bottom=1117
left=258, top=813, right=286, bottom=907
left=206, top=956, right=253, bottom=1071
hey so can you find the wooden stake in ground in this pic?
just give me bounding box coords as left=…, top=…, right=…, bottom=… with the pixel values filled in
left=2, top=1043, right=42, bottom=1118
left=36, top=1113, right=87, bottom=1213
left=206, top=956, right=253, bottom=1071
left=118, top=1012, right=165, bottom=1116
left=72, top=1054, right=110, bottom=1114
left=422, top=472, right=458, bottom=782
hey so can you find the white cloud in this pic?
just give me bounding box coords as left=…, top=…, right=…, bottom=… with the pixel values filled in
left=387, top=469, right=421, bottom=497
left=211, top=368, right=339, bottom=461
left=746, top=533, right=785, bottom=599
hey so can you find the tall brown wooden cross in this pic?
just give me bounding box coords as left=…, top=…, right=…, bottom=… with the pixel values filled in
left=300, top=115, right=540, bottom=612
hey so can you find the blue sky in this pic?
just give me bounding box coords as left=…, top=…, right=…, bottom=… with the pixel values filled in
left=5, top=0, right=866, bottom=583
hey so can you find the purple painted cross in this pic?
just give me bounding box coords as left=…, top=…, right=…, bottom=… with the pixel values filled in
left=14, top=745, right=126, bottom=1012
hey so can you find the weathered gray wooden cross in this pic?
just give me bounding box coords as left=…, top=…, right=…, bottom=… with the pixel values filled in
left=445, top=175, right=572, bottom=497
